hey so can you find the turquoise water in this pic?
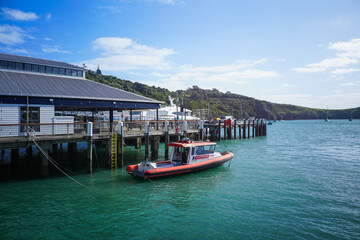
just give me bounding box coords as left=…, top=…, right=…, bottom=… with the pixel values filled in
left=1, top=120, right=359, bottom=239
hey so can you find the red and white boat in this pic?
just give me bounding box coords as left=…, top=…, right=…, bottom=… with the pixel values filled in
left=126, top=139, right=234, bottom=179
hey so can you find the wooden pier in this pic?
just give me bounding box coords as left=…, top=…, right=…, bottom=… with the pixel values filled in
left=0, top=119, right=267, bottom=177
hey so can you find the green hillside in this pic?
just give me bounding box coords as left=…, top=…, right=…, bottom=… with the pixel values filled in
left=86, top=71, right=360, bottom=120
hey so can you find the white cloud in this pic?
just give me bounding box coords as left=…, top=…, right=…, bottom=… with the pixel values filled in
left=150, top=60, right=279, bottom=91
left=1, top=8, right=39, bottom=21
left=45, top=13, right=51, bottom=20
left=81, top=37, right=175, bottom=71
left=340, top=80, right=360, bottom=87
left=292, top=38, right=360, bottom=73
left=0, top=46, right=28, bottom=54
left=44, top=37, right=52, bottom=41
left=0, top=24, right=29, bottom=45
left=42, top=45, right=70, bottom=53
left=328, top=38, right=360, bottom=59
left=330, top=68, right=360, bottom=74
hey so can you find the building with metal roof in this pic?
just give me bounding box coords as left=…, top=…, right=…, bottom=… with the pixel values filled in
left=0, top=53, right=162, bottom=137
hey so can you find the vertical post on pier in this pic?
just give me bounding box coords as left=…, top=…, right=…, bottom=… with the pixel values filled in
left=260, top=120, right=264, bottom=136
left=223, top=121, right=226, bottom=140
left=234, top=120, right=237, bottom=139
left=199, top=120, right=204, bottom=142
left=264, top=122, right=267, bottom=136
left=145, top=121, right=149, bottom=160
left=135, top=137, right=141, bottom=149
left=247, top=120, right=250, bottom=138
left=239, top=121, right=242, bottom=139
left=243, top=120, right=246, bottom=138
left=183, top=121, right=188, bottom=139
left=218, top=120, right=221, bottom=142
left=252, top=120, right=255, bottom=137
left=87, top=122, right=93, bottom=174
left=156, top=108, right=159, bottom=130
left=165, top=121, right=169, bottom=160
left=118, top=121, right=124, bottom=167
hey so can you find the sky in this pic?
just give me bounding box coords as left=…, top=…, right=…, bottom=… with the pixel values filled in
left=0, top=0, right=359, bottom=109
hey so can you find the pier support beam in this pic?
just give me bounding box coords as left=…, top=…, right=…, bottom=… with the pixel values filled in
left=39, top=142, right=51, bottom=177
left=223, top=122, right=226, bottom=140
left=151, top=136, right=160, bottom=160
left=117, top=134, right=124, bottom=168
left=199, top=120, right=204, bottom=142
left=247, top=120, right=250, bottom=138
left=68, top=142, right=77, bottom=153
left=243, top=121, right=246, bottom=138
left=145, top=122, right=149, bottom=160
left=234, top=120, right=237, bottom=139
left=135, top=137, right=142, bottom=149
left=164, top=121, right=169, bottom=160
left=218, top=120, right=221, bottom=142
left=87, top=138, right=93, bottom=173
left=26, top=146, right=33, bottom=157
left=252, top=120, right=255, bottom=137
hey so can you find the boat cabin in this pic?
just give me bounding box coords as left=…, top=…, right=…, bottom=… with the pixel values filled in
left=168, top=140, right=217, bottom=166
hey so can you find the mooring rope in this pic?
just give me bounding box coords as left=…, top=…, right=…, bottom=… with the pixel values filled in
left=27, top=131, right=89, bottom=189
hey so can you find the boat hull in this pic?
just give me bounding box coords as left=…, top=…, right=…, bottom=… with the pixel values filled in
left=127, top=152, right=234, bottom=179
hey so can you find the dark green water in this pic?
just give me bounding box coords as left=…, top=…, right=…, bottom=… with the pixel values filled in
left=1, top=120, right=359, bottom=240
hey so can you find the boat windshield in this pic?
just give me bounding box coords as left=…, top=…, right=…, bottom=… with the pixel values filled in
left=195, top=145, right=215, bottom=155
left=172, top=147, right=190, bottom=165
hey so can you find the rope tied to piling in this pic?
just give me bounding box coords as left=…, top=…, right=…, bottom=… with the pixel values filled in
left=27, top=129, right=89, bottom=189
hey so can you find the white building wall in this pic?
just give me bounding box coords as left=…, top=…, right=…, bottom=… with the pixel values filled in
left=0, top=105, right=20, bottom=137
left=38, top=105, right=54, bottom=135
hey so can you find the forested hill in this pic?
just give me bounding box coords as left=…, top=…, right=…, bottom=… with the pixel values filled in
left=86, top=71, right=360, bottom=120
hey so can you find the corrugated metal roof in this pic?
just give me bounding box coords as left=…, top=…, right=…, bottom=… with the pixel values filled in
left=0, top=70, right=162, bottom=104
left=0, top=53, right=83, bottom=70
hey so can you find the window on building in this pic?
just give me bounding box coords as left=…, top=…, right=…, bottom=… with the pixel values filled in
left=66, top=69, right=72, bottom=76
left=0, top=60, right=8, bottom=69
left=46, top=66, right=52, bottom=74
left=20, top=107, right=40, bottom=132
left=77, top=70, right=83, bottom=77
left=52, top=67, right=59, bottom=74
left=71, top=70, right=77, bottom=77
left=59, top=68, right=65, bottom=75
left=8, top=62, right=16, bottom=70
left=39, top=65, right=45, bottom=73
left=31, top=64, right=39, bottom=72
left=16, top=62, right=23, bottom=70
left=24, top=63, right=32, bottom=71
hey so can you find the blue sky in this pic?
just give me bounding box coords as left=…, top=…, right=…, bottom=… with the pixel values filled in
left=1, top=0, right=360, bottom=109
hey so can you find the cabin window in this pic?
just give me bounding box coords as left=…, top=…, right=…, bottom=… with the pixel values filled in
left=195, top=145, right=215, bottom=155
left=76, top=70, right=83, bottom=77
left=66, top=69, right=72, bottom=76
left=59, top=68, right=65, bottom=75
left=191, top=147, right=195, bottom=155
left=20, top=107, right=40, bottom=132
left=172, top=147, right=181, bottom=161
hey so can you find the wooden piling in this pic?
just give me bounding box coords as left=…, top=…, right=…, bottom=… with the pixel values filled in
left=87, top=137, right=93, bottom=173
left=218, top=120, right=221, bottom=142
left=234, top=120, right=237, bottom=139
left=247, top=120, right=250, bottom=138
left=252, top=120, right=255, bottom=137
left=145, top=134, right=149, bottom=160
left=117, top=134, right=124, bottom=167
left=165, top=132, right=169, bottom=160
left=151, top=136, right=160, bottom=160
left=243, top=121, right=246, bottom=138
left=135, top=137, right=141, bottom=149
left=223, top=122, right=226, bottom=140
